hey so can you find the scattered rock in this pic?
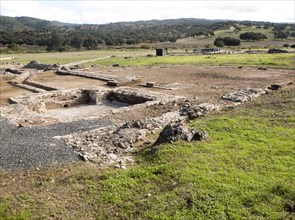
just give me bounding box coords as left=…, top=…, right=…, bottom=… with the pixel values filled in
left=180, top=102, right=220, bottom=119
left=146, top=82, right=155, bottom=87
left=222, top=88, right=266, bottom=102
left=124, top=56, right=135, bottom=60
left=114, top=141, right=130, bottom=149
left=155, top=122, right=208, bottom=145
left=108, top=153, right=118, bottom=160
left=268, top=84, right=282, bottom=90
left=61, top=66, right=70, bottom=71
left=59, top=111, right=185, bottom=167
left=192, top=130, right=209, bottom=142
left=107, top=80, right=119, bottom=87
left=24, top=60, right=60, bottom=70
left=5, top=68, right=23, bottom=75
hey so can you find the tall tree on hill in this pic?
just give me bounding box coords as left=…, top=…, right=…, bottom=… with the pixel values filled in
left=70, top=33, right=84, bottom=49
left=239, top=32, right=267, bottom=41
left=83, top=37, right=98, bottom=50
left=214, top=37, right=240, bottom=47
left=214, top=37, right=225, bottom=47
left=46, top=31, right=65, bottom=51
left=274, top=31, right=289, bottom=39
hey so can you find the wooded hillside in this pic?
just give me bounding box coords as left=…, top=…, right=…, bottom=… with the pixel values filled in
left=1, top=16, right=294, bottom=51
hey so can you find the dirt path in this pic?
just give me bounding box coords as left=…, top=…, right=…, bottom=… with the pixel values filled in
left=63, top=56, right=111, bottom=67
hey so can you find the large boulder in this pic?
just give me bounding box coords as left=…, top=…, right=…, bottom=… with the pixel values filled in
left=155, top=122, right=208, bottom=145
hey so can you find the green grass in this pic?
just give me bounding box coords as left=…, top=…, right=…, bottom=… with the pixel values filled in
left=1, top=49, right=294, bottom=69
left=1, top=86, right=294, bottom=219
left=0, top=49, right=153, bottom=65
left=214, top=26, right=274, bottom=39
left=85, top=53, right=295, bottom=69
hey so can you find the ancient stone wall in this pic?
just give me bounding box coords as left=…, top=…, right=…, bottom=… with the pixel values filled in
left=106, top=90, right=156, bottom=105
left=24, top=61, right=60, bottom=70
left=23, top=81, right=58, bottom=91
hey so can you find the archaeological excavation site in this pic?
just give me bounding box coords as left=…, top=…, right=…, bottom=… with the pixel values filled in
left=1, top=60, right=294, bottom=170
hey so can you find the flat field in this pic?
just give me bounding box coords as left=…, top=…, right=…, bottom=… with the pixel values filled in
left=1, top=50, right=294, bottom=69
left=0, top=49, right=153, bottom=65
left=86, top=53, right=295, bottom=69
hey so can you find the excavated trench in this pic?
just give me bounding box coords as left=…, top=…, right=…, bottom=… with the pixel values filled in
left=31, top=89, right=155, bottom=110
left=45, top=89, right=155, bottom=121
left=5, top=87, right=162, bottom=125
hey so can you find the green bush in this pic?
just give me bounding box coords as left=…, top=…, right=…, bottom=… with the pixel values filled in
left=141, top=44, right=150, bottom=49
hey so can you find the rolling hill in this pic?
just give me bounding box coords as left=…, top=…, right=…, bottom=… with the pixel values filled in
left=0, top=16, right=230, bottom=33
left=0, top=16, right=77, bottom=32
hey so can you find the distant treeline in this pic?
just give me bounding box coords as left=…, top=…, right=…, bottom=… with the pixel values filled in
left=0, top=16, right=294, bottom=51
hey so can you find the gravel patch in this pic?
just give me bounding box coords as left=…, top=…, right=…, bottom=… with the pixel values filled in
left=0, top=116, right=112, bottom=171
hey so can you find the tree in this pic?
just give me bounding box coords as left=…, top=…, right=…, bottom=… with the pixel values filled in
left=274, top=31, right=289, bottom=39
left=214, top=37, right=224, bottom=47
left=223, top=37, right=240, bottom=46
left=233, top=24, right=241, bottom=32
left=215, top=37, right=240, bottom=46
left=46, top=31, right=64, bottom=51
left=8, top=43, right=21, bottom=51
left=168, top=36, right=177, bottom=43
left=105, top=37, right=117, bottom=46
left=83, top=38, right=98, bottom=50
left=126, top=38, right=136, bottom=45
left=239, top=32, right=267, bottom=41
left=70, top=34, right=83, bottom=49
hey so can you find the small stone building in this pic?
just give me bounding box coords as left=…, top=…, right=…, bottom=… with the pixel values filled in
left=201, top=48, right=220, bottom=53
left=156, top=48, right=166, bottom=56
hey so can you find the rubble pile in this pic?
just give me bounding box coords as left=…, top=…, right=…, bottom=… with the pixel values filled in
left=24, top=60, right=60, bottom=70
left=61, top=111, right=185, bottom=167
left=180, top=102, right=221, bottom=119
left=222, top=88, right=267, bottom=102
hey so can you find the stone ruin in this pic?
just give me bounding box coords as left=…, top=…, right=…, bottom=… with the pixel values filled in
left=24, top=60, right=60, bottom=70
left=2, top=59, right=288, bottom=169
left=221, top=88, right=267, bottom=102
left=3, top=87, right=184, bottom=126
left=154, top=122, right=209, bottom=145
left=2, top=81, right=278, bottom=168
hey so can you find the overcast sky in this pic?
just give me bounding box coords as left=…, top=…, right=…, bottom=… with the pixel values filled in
left=1, top=1, right=294, bottom=24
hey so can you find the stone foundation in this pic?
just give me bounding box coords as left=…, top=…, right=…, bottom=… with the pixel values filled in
left=2, top=87, right=184, bottom=126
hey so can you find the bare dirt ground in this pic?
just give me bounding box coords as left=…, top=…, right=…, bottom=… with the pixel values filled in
left=93, top=65, right=294, bottom=101
left=0, top=78, right=33, bottom=106
left=1, top=63, right=294, bottom=108
left=4, top=63, right=292, bottom=123
left=34, top=71, right=106, bottom=89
